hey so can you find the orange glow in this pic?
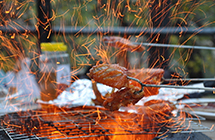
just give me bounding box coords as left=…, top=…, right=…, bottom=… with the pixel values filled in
left=0, top=0, right=214, bottom=139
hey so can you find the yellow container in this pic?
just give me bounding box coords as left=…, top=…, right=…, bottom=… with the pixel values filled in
left=41, top=42, right=67, bottom=51
left=39, top=42, right=70, bottom=102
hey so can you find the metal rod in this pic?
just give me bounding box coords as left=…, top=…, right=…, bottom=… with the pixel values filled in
left=162, top=78, right=215, bottom=82
left=141, top=84, right=215, bottom=91
left=104, top=41, right=215, bottom=50
left=127, top=76, right=144, bottom=94
left=127, top=76, right=215, bottom=94
left=140, top=42, right=215, bottom=50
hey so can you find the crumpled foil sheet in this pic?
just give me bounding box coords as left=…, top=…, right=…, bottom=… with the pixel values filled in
left=37, top=79, right=206, bottom=111
left=37, top=79, right=113, bottom=107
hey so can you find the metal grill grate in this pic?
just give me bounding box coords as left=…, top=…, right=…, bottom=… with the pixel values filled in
left=0, top=107, right=212, bottom=140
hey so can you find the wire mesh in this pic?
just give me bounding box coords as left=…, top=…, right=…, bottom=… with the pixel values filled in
left=0, top=107, right=213, bottom=140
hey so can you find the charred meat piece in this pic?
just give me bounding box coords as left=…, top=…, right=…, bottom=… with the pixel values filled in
left=103, top=86, right=144, bottom=111
left=87, top=64, right=130, bottom=89
left=128, top=68, right=164, bottom=97
left=103, top=36, right=145, bottom=52
left=87, top=64, right=164, bottom=111
left=137, top=99, right=176, bottom=130
left=139, top=99, right=176, bottom=120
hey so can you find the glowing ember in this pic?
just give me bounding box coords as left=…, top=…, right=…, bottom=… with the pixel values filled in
left=0, top=0, right=214, bottom=139
left=0, top=105, right=178, bottom=139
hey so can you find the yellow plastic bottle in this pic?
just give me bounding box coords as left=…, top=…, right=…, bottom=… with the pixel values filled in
left=39, top=42, right=70, bottom=102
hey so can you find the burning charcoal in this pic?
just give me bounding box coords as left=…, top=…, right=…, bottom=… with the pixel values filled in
left=0, top=106, right=211, bottom=140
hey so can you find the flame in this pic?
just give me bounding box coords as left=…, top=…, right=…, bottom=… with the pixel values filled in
left=0, top=0, right=214, bottom=139
left=111, top=113, right=156, bottom=140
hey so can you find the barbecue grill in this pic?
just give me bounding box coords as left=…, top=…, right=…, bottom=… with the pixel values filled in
left=0, top=105, right=212, bottom=140
left=1, top=0, right=215, bottom=139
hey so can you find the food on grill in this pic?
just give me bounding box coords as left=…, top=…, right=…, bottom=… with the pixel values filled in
left=87, top=63, right=130, bottom=89
left=103, top=86, right=144, bottom=111
left=87, top=64, right=164, bottom=111
left=91, top=79, right=106, bottom=105
left=142, top=99, right=176, bottom=114
left=103, top=36, right=145, bottom=52
left=137, top=99, right=176, bottom=127
left=128, top=68, right=164, bottom=97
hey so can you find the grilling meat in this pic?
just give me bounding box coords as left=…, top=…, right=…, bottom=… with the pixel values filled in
left=103, top=36, right=145, bottom=52
left=87, top=63, right=130, bottom=89
left=103, top=86, right=144, bottom=111
left=128, top=68, right=164, bottom=97
left=87, top=64, right=164, bottom=111
left=143, top=99, right=176, bottom=114
left=137, top=99, right=176, bottom=128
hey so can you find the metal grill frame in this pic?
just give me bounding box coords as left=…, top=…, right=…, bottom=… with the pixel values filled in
left=0, top=107, right=213, bottom=140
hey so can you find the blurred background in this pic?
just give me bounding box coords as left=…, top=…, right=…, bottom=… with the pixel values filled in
left=0, top=1, right=215, bottom=139
left=0, top=0, right=215, bottom=83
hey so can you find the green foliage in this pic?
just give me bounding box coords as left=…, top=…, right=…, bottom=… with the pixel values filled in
left=1, top=0, right=215, bottom=77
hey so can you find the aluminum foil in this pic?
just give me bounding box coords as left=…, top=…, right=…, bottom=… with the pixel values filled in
left=37, top=79, right=113, bottom=107
left=37, top=79, right=206, bottom=110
